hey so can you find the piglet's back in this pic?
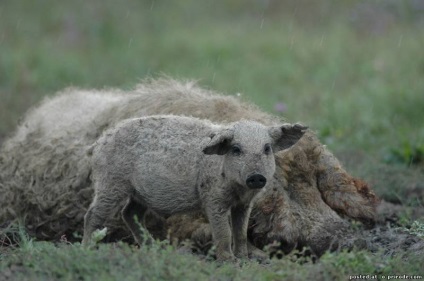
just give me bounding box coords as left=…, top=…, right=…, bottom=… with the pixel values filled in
left=90, top=115, right=222, bottom=214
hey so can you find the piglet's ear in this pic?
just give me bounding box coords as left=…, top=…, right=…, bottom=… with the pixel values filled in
left=269, top=123, right=308, bottom=152
left=203, top=129, right=234, bottom=155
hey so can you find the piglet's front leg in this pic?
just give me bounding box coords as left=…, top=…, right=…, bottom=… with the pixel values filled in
left=231, top=204, right=251, bottom=259
left=206, top=208, right=235, bottom=261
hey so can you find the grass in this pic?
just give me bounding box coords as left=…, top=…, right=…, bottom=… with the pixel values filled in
left=1, top=1, right=423, bottom=155
left=1, top=227, right=422, bottom=281
left=0, top=0, right=423, bottom=279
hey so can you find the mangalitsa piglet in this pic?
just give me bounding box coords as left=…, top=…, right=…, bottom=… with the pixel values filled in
left=82, top=115, right=307, bottom=261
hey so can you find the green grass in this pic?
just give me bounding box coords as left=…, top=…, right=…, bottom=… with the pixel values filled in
left=1, top=228, right=422, bottom=281
left=1, top=0, right=423, bottom=157
left=0, top=0, right=423, bottom=279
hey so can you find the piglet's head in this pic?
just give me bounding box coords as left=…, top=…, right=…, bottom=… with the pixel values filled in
left=203, top=121, right=308, bottom=190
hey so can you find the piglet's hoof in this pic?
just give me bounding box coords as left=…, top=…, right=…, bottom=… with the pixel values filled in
left=248, top=248, right=270, bottom=263
left=176, top=245, right=194, bottom=255
left=216, top=252, right=239, bottom=264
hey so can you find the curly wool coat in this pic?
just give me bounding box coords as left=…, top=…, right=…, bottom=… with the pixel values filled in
left=0, top=78, right=378, bottom=255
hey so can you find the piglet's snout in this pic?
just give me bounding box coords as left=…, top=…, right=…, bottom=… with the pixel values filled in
left=246, top=174, right=267, bottom=189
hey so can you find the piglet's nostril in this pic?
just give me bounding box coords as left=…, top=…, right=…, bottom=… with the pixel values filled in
left=246, top=174, right=267, bottom=189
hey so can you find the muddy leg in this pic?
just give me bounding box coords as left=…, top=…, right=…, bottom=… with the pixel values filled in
left=206, top=207, right=234, bottom=261
left=231, top=204, right=251, bottom=259
left=121, top=198, right=152, bottom=245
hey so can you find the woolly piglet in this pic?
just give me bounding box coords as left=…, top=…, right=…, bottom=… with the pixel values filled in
left=82, top=115, right=307, bottom=261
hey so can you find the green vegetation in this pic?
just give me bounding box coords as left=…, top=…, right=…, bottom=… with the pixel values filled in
left=403, top=221, right=424, bottom=238
left=1, top=227, right=422, bottom=281
left=1, top=0, right=423, bottom=280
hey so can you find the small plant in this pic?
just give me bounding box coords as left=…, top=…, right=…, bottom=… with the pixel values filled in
left=403, top=221, right=424, bottom=239
left=0, top=222, right=37, bottom=253
left=134, top=215, right=155, bottom=247
left=83, top=227, right=108, bottom=249
left=91, top=227, right=108, bottom=244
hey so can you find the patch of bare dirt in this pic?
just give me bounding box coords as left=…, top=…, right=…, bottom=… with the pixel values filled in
left=339, top=200, right=424, bottom=257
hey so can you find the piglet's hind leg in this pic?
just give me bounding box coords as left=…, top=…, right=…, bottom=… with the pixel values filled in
left=82, top=185, right=127, bottom=246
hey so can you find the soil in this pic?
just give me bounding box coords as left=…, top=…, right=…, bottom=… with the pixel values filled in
left=340, top=200, right=424, bottom=257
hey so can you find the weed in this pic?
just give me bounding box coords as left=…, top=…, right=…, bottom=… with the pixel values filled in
left=403, top=221, right=424, bottom=239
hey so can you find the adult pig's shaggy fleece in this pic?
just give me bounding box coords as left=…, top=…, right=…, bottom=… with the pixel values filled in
left=0, top=78, right=378, bottom=255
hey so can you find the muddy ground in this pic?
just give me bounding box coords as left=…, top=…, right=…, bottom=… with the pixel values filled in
left=338, top=200, right=424, bottom=257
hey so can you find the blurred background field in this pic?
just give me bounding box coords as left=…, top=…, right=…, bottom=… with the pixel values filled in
left=1, top=0, right=423, bottom=205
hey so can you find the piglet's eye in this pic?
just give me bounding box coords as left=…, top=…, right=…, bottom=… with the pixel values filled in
left=231, top=145, right=242, bottom=155
left=264, top=144, right=272, bottom=154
